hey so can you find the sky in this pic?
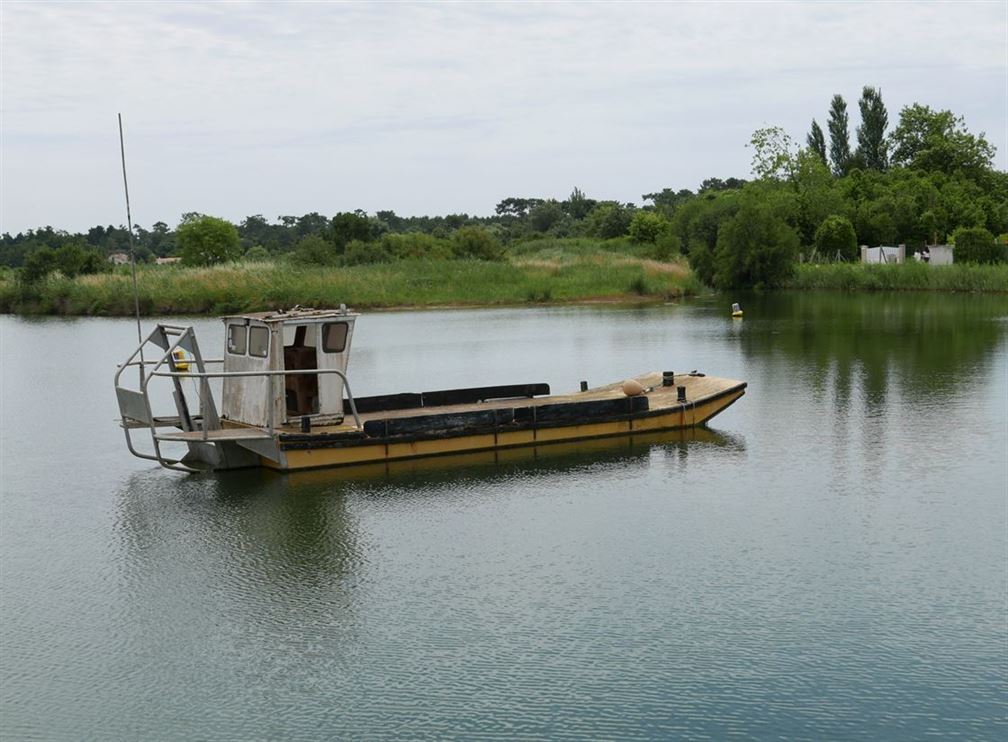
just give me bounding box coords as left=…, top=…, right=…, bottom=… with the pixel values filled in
left=1, top=0, right=1005, bottom=234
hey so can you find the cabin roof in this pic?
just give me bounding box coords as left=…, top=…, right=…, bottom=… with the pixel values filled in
left=221, top=307, right=358, bottom=324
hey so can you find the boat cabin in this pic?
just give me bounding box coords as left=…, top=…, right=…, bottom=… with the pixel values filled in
left=220, top=306, right=357, bottom=427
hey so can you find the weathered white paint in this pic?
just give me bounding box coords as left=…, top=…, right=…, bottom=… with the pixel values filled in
left=220, top=309, right=358, bottom=427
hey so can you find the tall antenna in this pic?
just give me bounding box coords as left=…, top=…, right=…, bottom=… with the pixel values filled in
left=118, top=113, right=144, bottom=381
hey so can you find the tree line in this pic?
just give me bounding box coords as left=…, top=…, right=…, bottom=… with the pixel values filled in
left=3, top=90, right=1005, bottom=288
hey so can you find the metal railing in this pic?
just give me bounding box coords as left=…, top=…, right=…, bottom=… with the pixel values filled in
left=150, top=367, right=362, bottom=439
left=115, top=323, right=362, bottom=472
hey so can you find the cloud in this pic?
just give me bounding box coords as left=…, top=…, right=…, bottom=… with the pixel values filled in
left=1, top=0, right=1005, bottom=231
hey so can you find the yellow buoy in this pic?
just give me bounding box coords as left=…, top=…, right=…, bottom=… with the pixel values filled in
left=731, top=302, right=743, bottom=318
left=172, top=348, right=190, bottom=372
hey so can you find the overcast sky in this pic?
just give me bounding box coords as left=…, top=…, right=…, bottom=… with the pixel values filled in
left=1, top=1, right=1005, bottom=234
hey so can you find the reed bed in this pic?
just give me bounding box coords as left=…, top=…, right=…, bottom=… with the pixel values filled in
left=787, top=262, right=1008, bottom=292
left=0, top=252, right=701, bottom=316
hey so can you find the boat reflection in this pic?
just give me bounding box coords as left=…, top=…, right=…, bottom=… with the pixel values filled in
left=112, top=425, right=744, bottom=615
left=279, top=425, right=745, bottom=488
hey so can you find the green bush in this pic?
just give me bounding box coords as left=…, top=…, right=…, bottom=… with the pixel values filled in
left=953, top=226, right=1003, bottom=264
left=814, top=214, right=858, bottom=261
left=243, top=245, right=270, bottom=262
left=451, top=227, right=503, bottom=261
left=649, top=230, right=681, bottom=261
left=291, top=234, right=339, bottom=265
left=628, top=211, right=670, bottom=244
left=380, top=233, right=453, bottom=261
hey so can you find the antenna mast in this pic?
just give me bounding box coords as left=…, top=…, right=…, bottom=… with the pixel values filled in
left=118, top=113, right=144, bottom=380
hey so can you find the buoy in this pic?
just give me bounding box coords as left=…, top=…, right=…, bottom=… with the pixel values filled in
left=172, top=349, right=190, bottom=372
left=731, top=302, right=743, bottom=318
left=621, top=379, right=645, bottom=397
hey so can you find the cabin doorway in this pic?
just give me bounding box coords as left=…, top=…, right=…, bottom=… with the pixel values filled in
left=283, top=325, right=319, bottom=416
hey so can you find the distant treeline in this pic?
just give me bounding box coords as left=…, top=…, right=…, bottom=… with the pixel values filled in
left=3, top=90, right=1006, bottom=290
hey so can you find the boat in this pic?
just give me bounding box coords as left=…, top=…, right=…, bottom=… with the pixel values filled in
left=114, top=307, right=747, bottom=472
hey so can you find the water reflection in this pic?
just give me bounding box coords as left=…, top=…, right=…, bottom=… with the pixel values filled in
left=284, top=426, right=745, bottom=491
left=732, top=291, right=1008, bottom=407
left=113, top=428, right=745, bottom=581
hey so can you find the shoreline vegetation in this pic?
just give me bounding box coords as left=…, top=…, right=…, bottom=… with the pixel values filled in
left=1, top=239, right=1005, bottom=317
left=4, top=94, right=1007, bottom=315
left=0, top=240, right=703, bottom=316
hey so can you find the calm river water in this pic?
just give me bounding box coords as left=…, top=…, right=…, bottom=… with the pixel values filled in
left=2, top=292, right=1006, bottom=740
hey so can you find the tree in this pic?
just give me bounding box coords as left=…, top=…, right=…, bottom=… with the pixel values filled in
left=889, top=104, right=996, bottom=177
left=953, top=226, right=1003, bottom=264
left=495, top=197, right=544, bottom=218
left=814, top=215, right=858, bottom=260
left=790, top=149, right=845, bottom=246
left=807, top=119, right=827, bottom=165
left=628, top=211, right=669, bottom=244
left=528, top=200, right=565, bottom=233
left=642, top=188, right=694, bottom=214
left=330, top=211, right=374, bottom=251
left=699, top=177, right=747, bottom=193
left=586, top=202, right=633, bottom=239
left=749, top=126, right=796, bottom=180
left=828, top=94, right=852, bottom=176
left=176, top=214, right=241, bottom=266
left=713, top=198, right=799, bottom=289
left=856, top=86, right=889, bottom=171
left=563, top=187, right=595, bottom=219
left=20, top=247, right=57, bottom=284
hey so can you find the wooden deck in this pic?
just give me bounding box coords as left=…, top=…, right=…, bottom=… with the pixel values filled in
left=297, top=371, right=743, bottom=434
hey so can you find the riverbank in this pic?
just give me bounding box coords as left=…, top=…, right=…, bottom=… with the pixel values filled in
left=787, top=261, right=1008, bottom=292
left=0, top=249, right=701, bottom=316
left=3, top=246, right=1006, bottom=316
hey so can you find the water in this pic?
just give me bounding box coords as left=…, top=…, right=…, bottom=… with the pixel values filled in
left=2, top=293, right=1006, bottom=740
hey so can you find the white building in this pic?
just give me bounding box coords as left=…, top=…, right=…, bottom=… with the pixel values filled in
left=912, top=245, right=954, bottom=265
left=860, top=245, right=905, bottom=264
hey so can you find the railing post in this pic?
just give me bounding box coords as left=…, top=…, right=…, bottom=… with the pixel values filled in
left=267, top=375, right=274, bottom=434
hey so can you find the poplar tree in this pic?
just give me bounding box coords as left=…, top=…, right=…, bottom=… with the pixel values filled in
left=827, top=94, right=852, bottom=176
left=856, top=86, right=889, bottom=171
left=807, top=119, right=827, bottom=165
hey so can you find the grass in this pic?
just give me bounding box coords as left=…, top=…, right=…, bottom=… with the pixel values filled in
left=0, top=240, right=702, bottom=316
left=787, top=261, right=1008, bottom=292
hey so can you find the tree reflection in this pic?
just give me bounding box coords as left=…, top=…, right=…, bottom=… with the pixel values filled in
left=732, top=291, right=1007, bottom=406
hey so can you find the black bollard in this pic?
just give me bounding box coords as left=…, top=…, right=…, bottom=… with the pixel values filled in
left=301, top=415, right=311, bottom=433
left=662, top=371, right=675, bottom=387
left=580, top=380, right=588, bottom=392
left=677, top=385, right=687, bottom=403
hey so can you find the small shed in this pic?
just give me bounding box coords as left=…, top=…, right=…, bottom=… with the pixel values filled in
left=918, top=245, right=954, bottom=265
left=220, top=307, right=358, bottom=427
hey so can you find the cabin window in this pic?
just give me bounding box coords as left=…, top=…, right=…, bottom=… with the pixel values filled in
left=248, top=326, right=270, bottom=358
left=322, top=322, right=349, bottom=353
left=226, top=324, right=247, bottom=355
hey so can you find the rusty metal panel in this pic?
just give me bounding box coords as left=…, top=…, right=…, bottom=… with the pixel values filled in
left=222, top=321, right=283, bottom=427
